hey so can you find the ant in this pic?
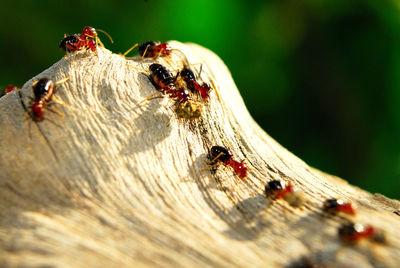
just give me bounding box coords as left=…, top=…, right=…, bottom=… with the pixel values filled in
left=59, top=34, right=94, bottom=53
left=146, top=63, right=190, bottom=103
left=1, top=85, right=19, bottom=97
left=59, top=26, right=113, bottom=53
left=264, top=179, right=305, bottom=208
left=123, top=41, right=171, bottom=59
left=29, top=77, right=70, bottom=121
left=323, top=198, right=356, bottom=216
left=180, top=66, right=212, bottom=100
left=208, top=145, right=247, bottom=179
left=338, top=223, right=386, bottom=244
left=18, top=76, right=69, bottom=162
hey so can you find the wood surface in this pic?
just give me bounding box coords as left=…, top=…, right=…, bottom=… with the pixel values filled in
left=0, top=42, right=399, bottom=268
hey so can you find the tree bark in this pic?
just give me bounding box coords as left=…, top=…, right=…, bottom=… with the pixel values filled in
left=0, top=42, right=399, bottom=268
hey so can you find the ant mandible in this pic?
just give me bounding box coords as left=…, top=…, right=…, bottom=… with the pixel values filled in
left=323, top=198, right=356, bottom=216
left=29, top=76, right=70, bottom=121
left=338, top=223, right=386, bottom=244
left=264, top=179, right=305, bottom=208
left=208, top=145, right=247, bottom=179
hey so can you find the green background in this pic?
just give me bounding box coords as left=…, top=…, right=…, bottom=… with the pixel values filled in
left=1, top=0, right=399, bottom=199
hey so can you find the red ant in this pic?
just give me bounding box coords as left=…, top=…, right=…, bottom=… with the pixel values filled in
left=4, top=85, right=19, bottom=94
left=1, top=85, right=19, bottom=97
left=264, top=179, right=305, bottom=207
left=59, top=34, right=94, bottom=53
left=29, top=77, right=70, bottom=121
left=208, top=145, right=247, bottom=179
left=323, top=198, right=356, bottom=216
left=123, top=41, right=171, bottom=58
left=180, top=67, right=212, bottom=100
left=59, top=26, right=113, bottom=53
left=338, top=223, right=386, bottom=244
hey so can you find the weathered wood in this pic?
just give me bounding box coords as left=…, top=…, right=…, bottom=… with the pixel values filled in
left=0, top=42, right=399, bottom=268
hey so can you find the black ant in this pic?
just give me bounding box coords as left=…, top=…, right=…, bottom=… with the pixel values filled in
left=338, top=223, right=386, bottom=244
left=264, top=179, right=305, bottom=208
left=323, top=198, right=356, bottom=216
left=208, top=145, right=247, bottom=179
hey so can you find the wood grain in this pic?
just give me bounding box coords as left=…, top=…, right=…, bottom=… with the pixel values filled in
left=0, top=42, right=399, bottom=268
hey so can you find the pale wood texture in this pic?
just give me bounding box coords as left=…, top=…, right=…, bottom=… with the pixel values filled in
left=0, top=42, right=399, bottom=268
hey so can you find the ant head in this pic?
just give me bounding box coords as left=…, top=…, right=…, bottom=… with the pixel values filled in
left=265, top=180, right=285, bottom=200
left=83, top=26, right=97, bottom=38
left=181, top=68, right=195, bottom=81
left=149, top=63, right=163, bottom=73
left=323, top=198, right=341, bottom=211
left=33, top=78, right=53, bottom=100
left=338, top=223, right=360, bottom=242
left=210, top=146, right=232, bottom=162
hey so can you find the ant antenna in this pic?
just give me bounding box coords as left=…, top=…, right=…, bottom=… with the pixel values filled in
left=96, top=29, right=114, bottom=44
left=141, top=44, right=151, bottom=58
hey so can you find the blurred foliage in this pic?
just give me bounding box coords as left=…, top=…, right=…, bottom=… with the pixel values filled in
left=0, top=0, right=399, bottom=199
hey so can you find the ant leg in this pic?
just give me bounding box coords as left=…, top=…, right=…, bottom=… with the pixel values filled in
left=47, top=107, right=65, bottom=118
left=32, top=80, right=39, bottom=86
left=140, top=91, right=161, bottom=104
left=209, top=79, right=220, bottom=99
left=172, top=71, right=181, bottom=83
left=201, top=162, right=220, bottom=172
left=170, top=48, right=189, bottom=65
left=126, top=64, right=147, bottom=72
left=141, top=44, right=151, bottom=59
left=43, top=117, right=63, bottom=129
left=207, top=152, right=224, bottom=165
left=24, top=111, right=30, bottom=122
left=55, top=75, right=71, bottom=86
left=96, top=37, right=105, bottom=48
left=51, top=95, right=69, bottom=106
left=122, top=43, right=139, bottom=57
